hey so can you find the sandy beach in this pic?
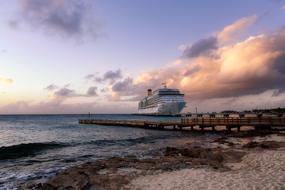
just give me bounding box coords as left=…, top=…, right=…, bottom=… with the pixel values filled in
left=21, top=131, right=285, bottom=190
left=130, top=148, right=285, bottom=190
left=129, top=133, right=285, bottom=190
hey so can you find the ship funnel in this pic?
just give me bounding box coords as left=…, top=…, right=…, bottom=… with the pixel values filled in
left=147, top=89, right=152, bottom=96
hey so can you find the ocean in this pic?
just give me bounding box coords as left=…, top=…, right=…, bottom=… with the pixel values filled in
left=0, top=114, right=216, bottom=189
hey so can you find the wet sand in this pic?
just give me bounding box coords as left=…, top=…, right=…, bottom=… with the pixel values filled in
left=23, top=131, right=285, bottom=190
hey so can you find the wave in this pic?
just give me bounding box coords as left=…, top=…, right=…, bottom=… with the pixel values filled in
left=0, top=142, right=64, bottom=160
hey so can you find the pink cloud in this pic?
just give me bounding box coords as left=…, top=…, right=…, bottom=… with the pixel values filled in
left=107, top=17, right=285, bottom=111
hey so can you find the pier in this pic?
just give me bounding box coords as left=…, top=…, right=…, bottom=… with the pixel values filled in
left=79, top=116, right=285, bottom=132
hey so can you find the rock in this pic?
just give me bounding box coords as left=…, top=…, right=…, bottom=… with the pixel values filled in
left=26, top=146, right=247, bottom=190
left=165, top=147, right=224, bottom=162
left=243, top=141, right=284, bottom=149
left=228, top=130, right=276, bottom=138
left=213, top=137, right=235, bottom=146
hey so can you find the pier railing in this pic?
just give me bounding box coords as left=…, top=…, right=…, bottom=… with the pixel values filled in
left=181, top=117, right=285, bottom=126
left=79, top=116, right=285, bottom=131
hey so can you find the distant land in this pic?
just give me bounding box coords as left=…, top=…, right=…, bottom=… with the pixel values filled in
left=220, top=107, right=285, bottom=114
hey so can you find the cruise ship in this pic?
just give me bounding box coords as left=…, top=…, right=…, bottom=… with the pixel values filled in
left=138, top=85, right=186, bottom=115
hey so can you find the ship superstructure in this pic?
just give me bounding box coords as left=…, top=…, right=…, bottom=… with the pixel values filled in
left=138, top=85, right=186, bottom=115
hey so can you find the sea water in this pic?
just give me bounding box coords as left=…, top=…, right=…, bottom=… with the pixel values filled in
left=0, top=114, right=215, bottom=189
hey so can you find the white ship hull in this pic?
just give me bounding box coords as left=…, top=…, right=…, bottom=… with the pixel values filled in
left=138, top=102, right=186, bottom=115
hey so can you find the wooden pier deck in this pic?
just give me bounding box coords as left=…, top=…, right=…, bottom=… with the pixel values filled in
left=181, top=117, right=285, bottom=131
left=79, top=116, right=285, bottom=131
left=79, top=119, right=179, bottom=129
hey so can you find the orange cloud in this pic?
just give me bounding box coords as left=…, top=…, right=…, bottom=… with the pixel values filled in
left=110, top=17, right=285, bottom=105
left=180, top=32, right=285, bottom=99
left=217, top=15, right=257, bottom=44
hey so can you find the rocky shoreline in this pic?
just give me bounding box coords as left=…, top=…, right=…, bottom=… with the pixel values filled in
left=22, top=131, right=285, bottom=190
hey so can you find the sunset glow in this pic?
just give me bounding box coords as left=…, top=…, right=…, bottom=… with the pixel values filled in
left=1, top=0, right=285, bottom=114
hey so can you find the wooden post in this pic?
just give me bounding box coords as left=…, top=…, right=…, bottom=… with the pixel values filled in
left=226, top=126, right=231, bottom=132
left=237, top=126, right=240, bottom=132
left=212, top=126, right=215, bottom=131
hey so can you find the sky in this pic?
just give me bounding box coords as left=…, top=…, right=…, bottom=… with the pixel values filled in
left=0, top=0, right=285, bottom=114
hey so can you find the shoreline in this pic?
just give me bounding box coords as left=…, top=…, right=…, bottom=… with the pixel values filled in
left=21, top=130, right=285, bottom=190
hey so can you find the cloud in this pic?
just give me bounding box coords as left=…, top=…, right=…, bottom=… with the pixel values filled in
left=85, top=74, right=95, bottom=80
left=107, top=17, right=285, bottom=109
left=3, top=15, right=285, bottom=113
left=103, top=76, right=149, bottom=101
left=217, top=15, right=257, bottom=44
left=281, top=5, right=285, bottom=10
left=86, top=86, right=97, bottom=96
left=189, top=90, right=285, bottom=113
left=0, top=76, right=13, bottom=85
left=44, top=84, right=58, bottom=91
left=11, top=0, right=101, bottom=40
left=42, top=19, right=285, bottom=113
left=54, top=87, right=76, bottom=97
left=179, top=32, right=285, bottom=99
left=183, top=65, right=200, bottom=76
left=0, top=100, right=136, bottom=114
left=112, top=77, right=133, bottom=92
left=49, top=85, right=98, bottom=101
left=183, top=36, right=217, bottom=58
left=0, top=85, right=100, bottom=114
left=86, top=69, right=122, bottom=83
left=182, top=15, right=257, bottom=58
left=102, top=70, right=122, bottom=81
